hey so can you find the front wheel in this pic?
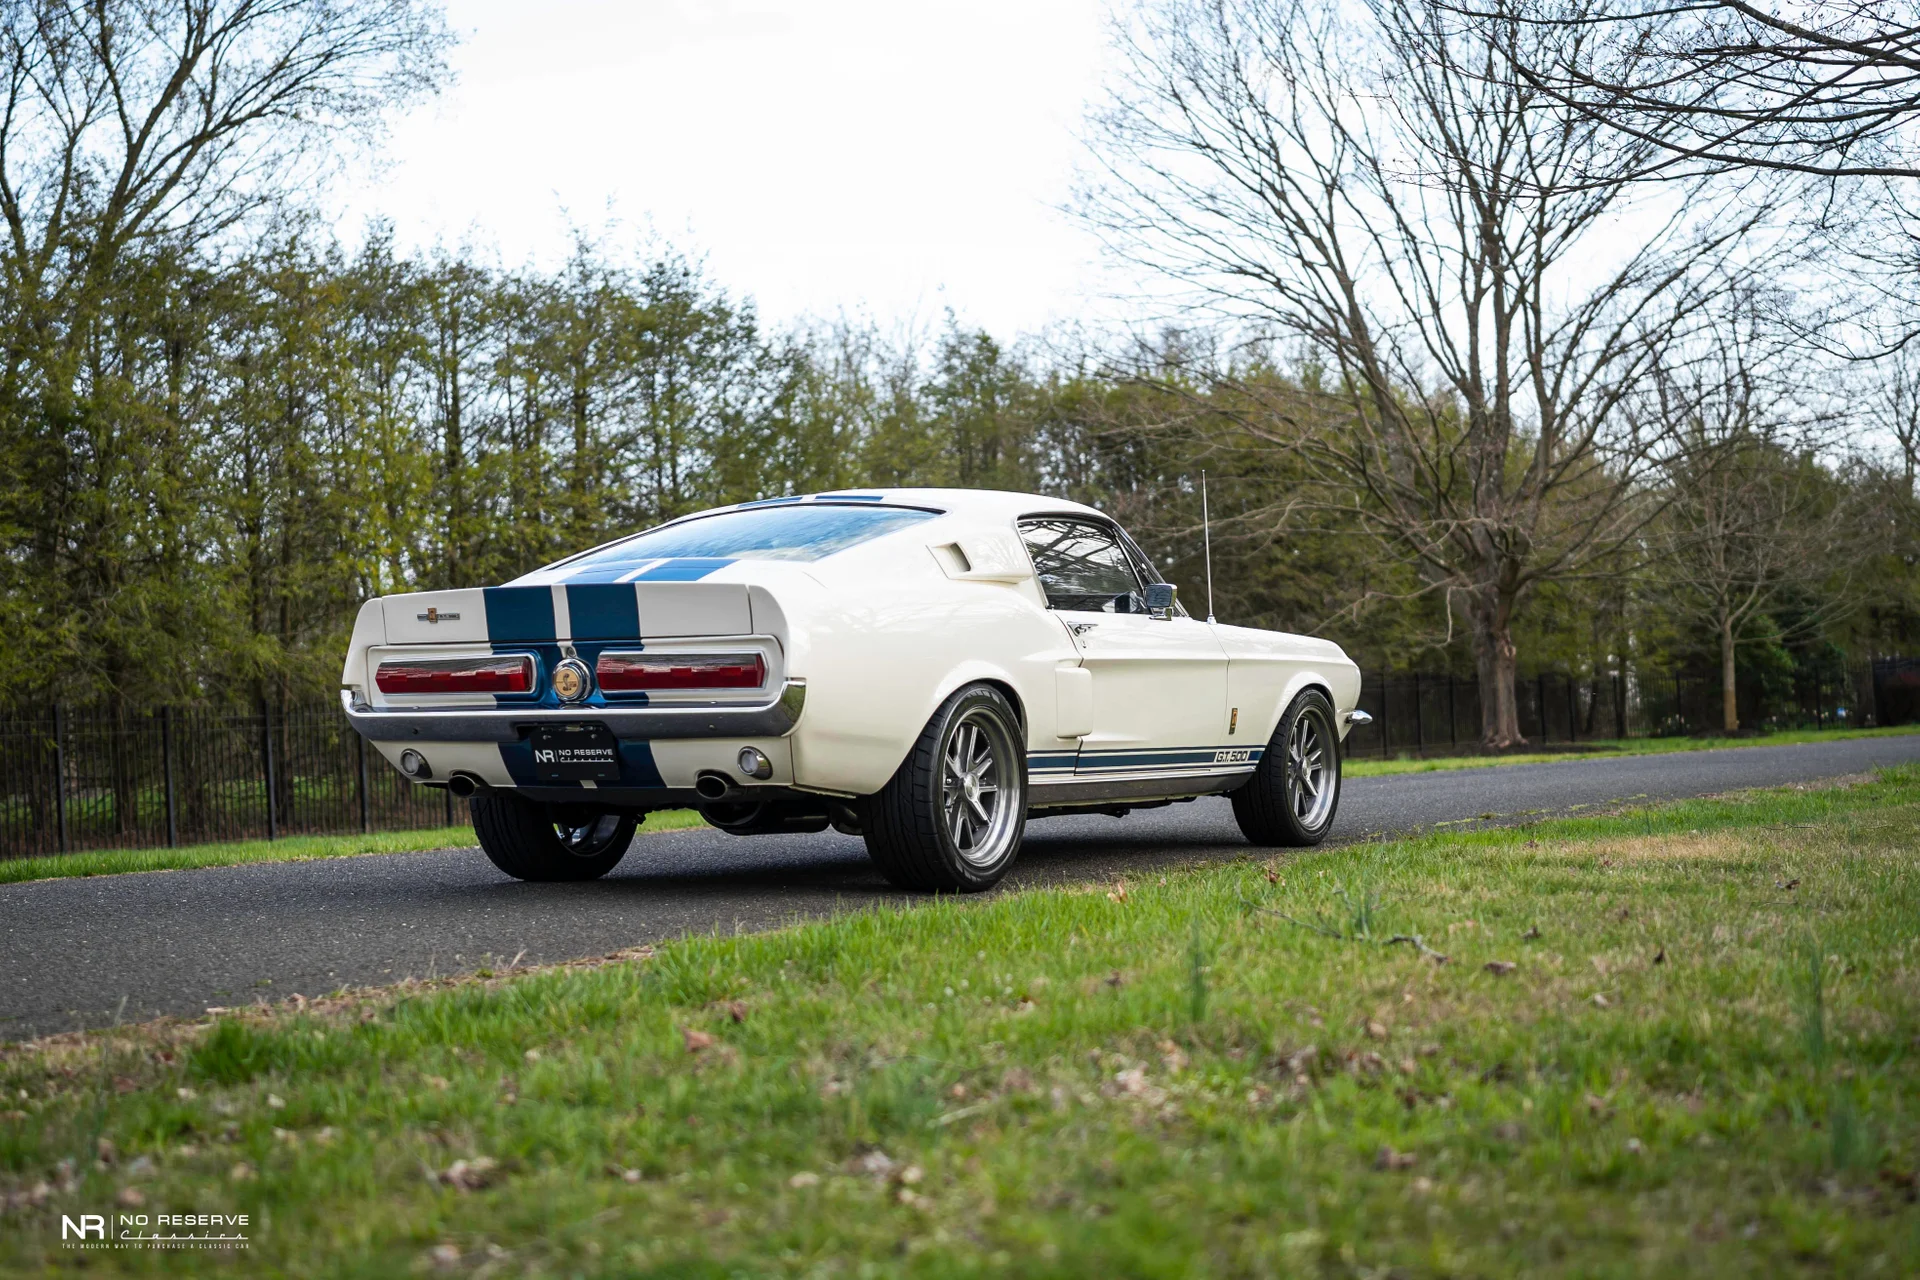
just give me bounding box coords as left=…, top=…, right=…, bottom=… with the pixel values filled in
left=471, top=793, right=636, bottom=881
left=861, top=683, right=1028, bottom=892
left=1232, top=689, right=1341, bottom=846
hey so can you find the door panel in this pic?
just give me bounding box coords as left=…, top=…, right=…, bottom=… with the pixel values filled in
left=1065, top=613, right=1230, bottom=777
left=1016, top=515, right=1231, bottom=782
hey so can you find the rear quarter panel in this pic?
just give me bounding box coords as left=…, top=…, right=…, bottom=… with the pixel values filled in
left=781, top=517, right=1077, bottom=796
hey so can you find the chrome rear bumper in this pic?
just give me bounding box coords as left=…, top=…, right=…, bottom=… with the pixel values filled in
left=340, top=680, right=806, bottom=743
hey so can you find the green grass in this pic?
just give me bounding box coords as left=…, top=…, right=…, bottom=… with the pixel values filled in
left=0, top=810, right=707, bottom=885
left=1345, top=722, right=1920, bottom=777
left=3, top=772, right=1918, bottom=1275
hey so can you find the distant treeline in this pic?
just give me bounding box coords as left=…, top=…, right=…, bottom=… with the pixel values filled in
left=2, top=228, right=1910, bottom=718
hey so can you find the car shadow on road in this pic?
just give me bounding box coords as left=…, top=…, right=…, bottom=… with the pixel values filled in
left=568, top=815, right=1265, bottom=898
left=402, top=799, right=1274, bottom=910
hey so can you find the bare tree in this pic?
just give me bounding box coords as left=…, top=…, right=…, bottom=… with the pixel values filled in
left=1082, top=0, right=1772, bottom=745
left=1872, top=349, right=1920, bottom=489
left=0, top=1, right=448, bottom=313
left=1648, top=334, right=1853, bottom=730
left=1456, top=0, right=1920, bottom=180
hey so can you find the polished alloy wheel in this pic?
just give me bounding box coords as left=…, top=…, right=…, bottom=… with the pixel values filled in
left=557, top=812, right=627, bottom=858
left=1286, top=704, right=1335, bottom=829
left=940, top=709, right=1021, bottom=867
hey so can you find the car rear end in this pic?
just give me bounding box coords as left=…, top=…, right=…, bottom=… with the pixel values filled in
left=339, top=577, right=805, bottom=809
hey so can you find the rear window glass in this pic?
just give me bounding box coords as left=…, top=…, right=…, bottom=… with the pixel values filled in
left=553, top=504, right=938, bottom=570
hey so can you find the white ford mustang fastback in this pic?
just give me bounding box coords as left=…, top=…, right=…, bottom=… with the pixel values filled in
left=341, top=489, right=1365, bottom=891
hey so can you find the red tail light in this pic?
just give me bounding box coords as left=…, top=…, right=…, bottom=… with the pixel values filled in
left=596, top=652, right=766, bottom=692
left=375, top=655, right=535, bottom=696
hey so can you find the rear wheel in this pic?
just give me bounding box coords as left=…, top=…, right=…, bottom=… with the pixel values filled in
left=861, top=684, right=1027, bottom=892
left=471, top=792, right=636, bottom=881
left=1231, top=689, right=1341, bottom=846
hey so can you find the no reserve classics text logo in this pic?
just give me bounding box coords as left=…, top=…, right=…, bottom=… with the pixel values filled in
left=61, top=1211, right=249, bottom=1250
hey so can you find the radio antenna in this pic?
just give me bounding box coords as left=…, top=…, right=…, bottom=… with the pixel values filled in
left=1202, top=470, right=1216, bottom=624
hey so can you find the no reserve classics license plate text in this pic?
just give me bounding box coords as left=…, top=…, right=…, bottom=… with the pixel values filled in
left=529, top=723, right=620, bottom=781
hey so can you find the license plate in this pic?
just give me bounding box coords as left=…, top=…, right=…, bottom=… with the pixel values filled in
left=528, top=723, right=620, bottom=781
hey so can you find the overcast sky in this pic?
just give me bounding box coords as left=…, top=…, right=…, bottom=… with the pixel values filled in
left=334, top=0, right=1122, bottom=338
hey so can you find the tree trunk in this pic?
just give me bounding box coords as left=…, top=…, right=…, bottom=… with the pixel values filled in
left=1720, top=613, right=1739, bottom=733
left=1468, top=590, right=1525, bottom=747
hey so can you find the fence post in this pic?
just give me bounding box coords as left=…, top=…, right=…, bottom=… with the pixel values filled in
left=1537, top=673, right=1549, bottom=741
left=262, top=699, right=278, bottom=841
left=1567, top=675, right=1579, bottom=742
left=52, top=703, right=68, bottom=856
left=1447, top=673, right=1458, bottom=746
left=1411, top=671, right=1423, bottom=751
left=444, top=781, right=454, bottom=827
left=356, top=732, right=371, bottom=834
left=1380, top=677, right=1390, bottom=757
left=162, top=707, right=178, bottom=848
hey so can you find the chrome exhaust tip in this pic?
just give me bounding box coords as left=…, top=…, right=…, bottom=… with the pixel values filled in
left=447, top=772, right=486, bottom=799
left=694, top=771, right=736, bottom=802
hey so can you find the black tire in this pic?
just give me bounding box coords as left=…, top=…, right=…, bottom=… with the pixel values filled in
left=470, top=792, right=636, bottom=881
left=1232, top=689, right=1342, bottom=847
left=861, top=683, right=1028, bottom=893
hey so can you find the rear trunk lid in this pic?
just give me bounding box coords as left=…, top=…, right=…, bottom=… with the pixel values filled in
left=381, top=583, right=756, bottom=646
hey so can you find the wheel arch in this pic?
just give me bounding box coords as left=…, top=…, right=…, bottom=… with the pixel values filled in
left=818, top=662, right=1037, bottom=798
left=974, top=676, right=1027, bottom=734
left=1250, top=671, right=1341, bottom=747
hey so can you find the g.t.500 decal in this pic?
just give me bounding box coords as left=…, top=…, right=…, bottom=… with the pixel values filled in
left=1213, top=748, right=1253, bottom=765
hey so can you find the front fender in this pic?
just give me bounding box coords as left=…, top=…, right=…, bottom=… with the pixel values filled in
left=1217, top=627, right=1363, bottom=751
left=1257, top=669, right=1351, bottom=744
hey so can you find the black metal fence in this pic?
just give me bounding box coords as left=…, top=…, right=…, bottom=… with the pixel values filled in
left=0, top=702, right=456, bottom=860
left=1341, top=662, right=1893, bottom=758
left=1, top=660, right=1912, bottom=860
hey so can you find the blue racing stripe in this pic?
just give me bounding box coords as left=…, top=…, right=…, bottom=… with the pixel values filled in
left=1082, top=750, right=1223, bottom=769
left=566, top=583, right=640, bottom=640
left=617, top=740, right=666, bottom=788
left=553, top=567, right=645, bottom=585
left=1069, top=744, right=1265, bottom=774
left=1075, top=744, right=1264, bottom=758
left=1027, top=750, right=1080, bottom=776
left=483, top=586, right=555, bottom=642
left=632, top=557, right=736, bottom=582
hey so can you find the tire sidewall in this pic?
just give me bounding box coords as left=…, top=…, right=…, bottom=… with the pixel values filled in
left=471, top=792, right=634, bottom=881
left=1274, top=689, right=1341, bottom=843
left=924, top=685, right=1028, bottom=891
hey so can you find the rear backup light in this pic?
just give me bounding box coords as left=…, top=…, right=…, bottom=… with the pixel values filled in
left=596, top=652, right=766, bottom=692
left=374, top=655, right=534, bottom=696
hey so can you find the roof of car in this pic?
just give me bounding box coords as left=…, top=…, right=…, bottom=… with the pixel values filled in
left=723, top=488, right=1109, bottom=522
left=515, top=489, right=1118, bottom=583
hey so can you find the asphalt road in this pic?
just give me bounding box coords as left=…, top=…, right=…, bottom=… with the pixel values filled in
left=5, top=735, right=1918, bottom=1042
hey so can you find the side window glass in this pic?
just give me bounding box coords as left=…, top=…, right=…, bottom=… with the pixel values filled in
left=1115, top=528, right=1189, bottom=618
left=1018, top=518, right=1145, bottom=613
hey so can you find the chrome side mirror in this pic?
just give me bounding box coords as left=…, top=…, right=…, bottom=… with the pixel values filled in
left=1145, top=582, right=1177, bottom=619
